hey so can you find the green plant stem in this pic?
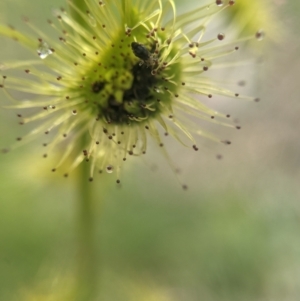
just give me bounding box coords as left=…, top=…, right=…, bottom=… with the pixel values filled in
left=68, top=3, right=99, bottom=300
left=75, top=142, right=98, bottom=301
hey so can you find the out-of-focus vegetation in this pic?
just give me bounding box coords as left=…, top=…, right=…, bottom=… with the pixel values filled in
left=1, top=0, right=300, bottom=300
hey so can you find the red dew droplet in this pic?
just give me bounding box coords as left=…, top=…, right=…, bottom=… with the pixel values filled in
left=217, top=33, right=225, bottom=40
left=1, top=148, right=10, bottom=154
left=182, top=184, right=188, bottom=190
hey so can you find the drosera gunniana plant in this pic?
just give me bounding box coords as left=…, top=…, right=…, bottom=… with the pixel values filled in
left=0, top=0, right=263, bottom=187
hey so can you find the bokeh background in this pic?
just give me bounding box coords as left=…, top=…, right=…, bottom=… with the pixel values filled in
left=0, top=0, right=300, bottom=300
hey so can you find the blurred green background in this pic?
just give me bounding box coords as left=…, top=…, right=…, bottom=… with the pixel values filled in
left=1, top=0, right=300, bottom=300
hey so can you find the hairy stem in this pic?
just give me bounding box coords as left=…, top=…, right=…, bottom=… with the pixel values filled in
left=74, top=134, right=98, bottom=301
left=68, top=3, right=99, bottom=300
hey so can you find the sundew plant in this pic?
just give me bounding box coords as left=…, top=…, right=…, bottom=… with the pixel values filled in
left=0, top=0, right=263, bottom=299
left=0, top=0, right=261, bottom=184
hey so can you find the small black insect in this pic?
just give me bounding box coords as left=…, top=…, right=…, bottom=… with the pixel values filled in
left=131, top=42, right=151, bottom=60
left=131, top=42, right=158, bottom=67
